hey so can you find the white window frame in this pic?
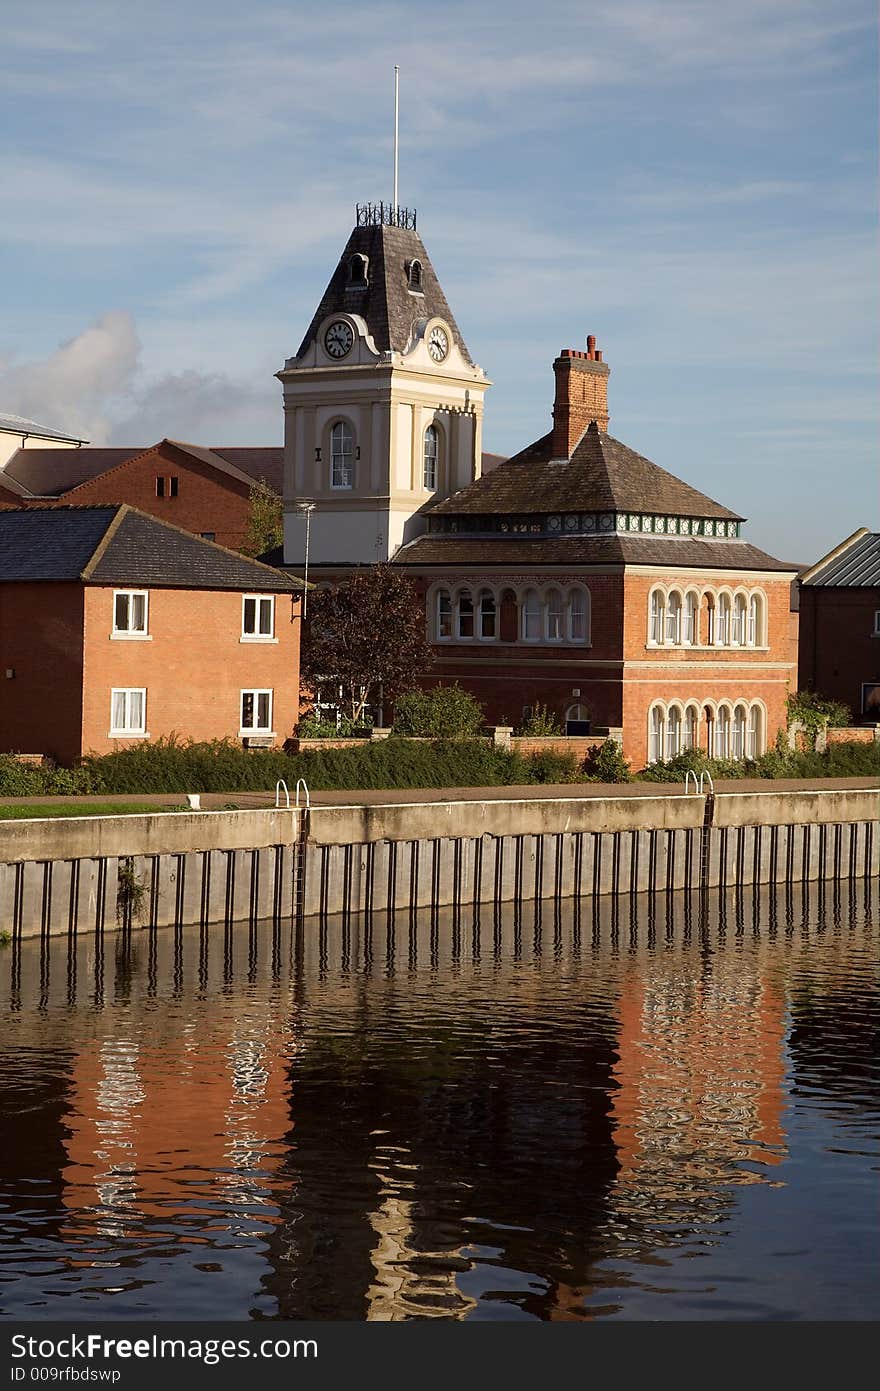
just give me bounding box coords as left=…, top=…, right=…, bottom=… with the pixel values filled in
left=241, top=594, right=276, bottom=642
left=109, top=688, right=147, bottom=737
left=423, top=424, right=439, bottom=491
left=873, top=610, right=880, bottom=636
left=240, top=688, right=273, bottom=735
left=436, top=589, right=453, bottom=640
left=111, top=589, right=150, bottom=640
left=330, top=420, right=354, bottom=490
left=650, top=589, right=665, bottom=645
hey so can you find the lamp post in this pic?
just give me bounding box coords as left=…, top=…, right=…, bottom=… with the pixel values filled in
left=298, top=500, right=315, bottom=619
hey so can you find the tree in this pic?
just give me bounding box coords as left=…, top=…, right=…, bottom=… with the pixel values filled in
left=240, top=477, right=282, bottom=557
left=300, top=566, right=433, bottom=724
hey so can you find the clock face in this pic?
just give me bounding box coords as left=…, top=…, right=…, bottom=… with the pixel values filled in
left=427, top=325, right=449, bottom=362
left=324, top=320, right=354, bottom=359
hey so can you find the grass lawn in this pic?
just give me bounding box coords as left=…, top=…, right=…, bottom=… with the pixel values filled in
left=0, top=803, right=181, bottom=821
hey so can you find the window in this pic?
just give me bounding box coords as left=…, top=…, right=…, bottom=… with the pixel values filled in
left=479, top=590, right=496, bottom=639
left=747, top=704, right=762, bottom=757
left=733, top=595, right=748, bottom=646
left=650, top=590, right=664, bottom=644
left=241, top=689, right=272, bottom=734
left=407, top=258, right=423, bottom=290
left=437, top=589, right=453, bottom=639
left=110, top=688, right=146, bottom=736
left=683, top=592, right=698, bottom=645
left=457, top=590, right=475, bottom=639
left=714, top=706, right=731, bottom=758
left=155, top=476, right=165, bottom=498
left=200, top=531, right=216, bottom=542
left=348, top=254, right=368, bottom=286
left=649, top=706, right=663, bottom=763
left=423, top=424, right=438, bottom=490
left=566, top=703, right=590, bottom=736
left=569, top=589, right=589, bottom=643
left=522, top=589, right=541, bottom=641
left=732, top=704, right=747, bottom=759
left=717, top=595, right=731, bottom=646
left=169, top=476, right=179, bottom=497
left=113, top=590, right=148, bottom=636
left=666, top=592, right=682, bottom=645
left=546, top=588, right=564, bottom=641
left=874, top=611, right=880, bottom=636
left=242, top=594, right=275, bottom=640
left=684, top=705, right=699, bottom=750
left=330, top=421, right=354, bottom=489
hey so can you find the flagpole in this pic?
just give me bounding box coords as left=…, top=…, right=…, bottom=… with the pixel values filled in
left=393, top=65, right=399, bottom=212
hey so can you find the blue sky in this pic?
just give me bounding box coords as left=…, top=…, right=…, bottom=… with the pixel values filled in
left=1, top=0, right=876, bottom=562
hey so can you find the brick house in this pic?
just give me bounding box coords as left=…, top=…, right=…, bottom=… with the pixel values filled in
left=798, top=528, right=880, bottom=719
left=0, top=505, right=301, bottom=765
left=0, top=439, right=284, bottom=552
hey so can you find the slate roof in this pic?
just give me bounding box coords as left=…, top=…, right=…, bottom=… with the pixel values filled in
left=429, top=422, right=741, bottom=521
left=3, top=442, right=283, bottom=498
left=800, top=529, right=880, bottom=587
left=0, top=506, right=299, bottom=591
left=295, top=222, right=474, bottom=364
left=393, top=533, right=795, bottom=573
left=0, top=412, right=86, bottom=444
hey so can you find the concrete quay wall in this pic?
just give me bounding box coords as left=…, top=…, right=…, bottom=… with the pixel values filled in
left=1, top=786, right=877, bottom=939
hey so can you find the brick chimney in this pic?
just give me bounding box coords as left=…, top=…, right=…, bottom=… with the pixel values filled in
left=551, top=336, right=610, bottom=457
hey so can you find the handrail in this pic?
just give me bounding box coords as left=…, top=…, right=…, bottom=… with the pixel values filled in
left=684, top=770, right=699, bottom=795
left=699, top=770, right=715, bottom=795
left=275, top=779, right=290, bottom=809
left=294, top=778, right=311, bottom=813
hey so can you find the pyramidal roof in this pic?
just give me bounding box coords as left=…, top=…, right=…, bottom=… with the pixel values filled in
left=429, top=421, right=742, bottom=522
left=296, top=214, right=474, bottom=365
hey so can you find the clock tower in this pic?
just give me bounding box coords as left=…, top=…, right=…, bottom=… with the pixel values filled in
left=277, top=204, right=490, bottom=571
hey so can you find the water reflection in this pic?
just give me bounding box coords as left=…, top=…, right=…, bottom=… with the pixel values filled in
left=0, top=881, right=877, bottom=1321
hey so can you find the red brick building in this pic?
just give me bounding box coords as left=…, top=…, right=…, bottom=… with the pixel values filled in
left=798, top=528, right=880, bottom=719
left=0, top=506, right=301, bottom=765
left=0, top=440, right=284, bottom=552
left=276, top=209, right=798, bottom=769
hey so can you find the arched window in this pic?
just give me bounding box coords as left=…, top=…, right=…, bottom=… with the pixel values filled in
left=568, top=587, right=590, bottom=643
left=666, top=706, right=682, bottom=759
left=479, top=589, right=496, bottom=639
left=684, top=704, right=699, bottom=750
left=748, top=592, right=763, bottom=646
left=732, top=703, right=748, bottom=759
left=566, top=703, right=591, bottom=735
left=330, top=421, right=353, bottom=489
left=748, top=704, right=763, bottom=758
left=348, top=254, right=368, bottom=286
left=717, top=594, right=731, bottom=646
left=407, top=258, right=423, bottom=290
left=436, top=590, right=452, bottom=640
left=546, top=587, right=564, bottom=641
left=733, top=594, right=748, bottom=646
left=714, top=705, right=731, bottom=758
left=649, top=705, right=664, bottom=764
left=683, top=592, right=698, bottom=645
left=522, top=589, right=541, bottom=641
left=666, top=591, right=682, bottom=645
left=457, top=589, right=474, bottom=639
left=650, top=589, right=665, bottom=645
left=423, top=424, right=438, bottom=490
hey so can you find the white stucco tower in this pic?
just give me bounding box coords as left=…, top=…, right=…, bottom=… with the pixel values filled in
left=278, top=204, right=490, bottom=572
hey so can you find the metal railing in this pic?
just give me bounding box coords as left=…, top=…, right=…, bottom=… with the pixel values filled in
left=275, top=779, right=290, bottom=809
left=294, top=778, right=311, bottom=813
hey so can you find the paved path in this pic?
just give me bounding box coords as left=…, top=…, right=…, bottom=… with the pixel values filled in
left=1, top=776, right=877, bottom=813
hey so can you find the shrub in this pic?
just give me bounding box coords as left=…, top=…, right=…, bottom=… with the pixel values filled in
left=517, top=703, right=563, bottom=737
left=392, top=685, right=484, bottom=739
left=297, top=714, right=371, bottom=739
left=786, top=690, right=852, bottom=748
left=522, top=750, right=578, bottom=783
left=582, top=739, right=632, bottom=783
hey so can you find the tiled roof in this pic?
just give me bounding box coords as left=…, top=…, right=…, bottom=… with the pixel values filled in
left=800, top=530, right=880, bottom=587
left=0, top=506, right=299, bottom=590
left=295, top=222, right=475, bottom=364
left=0, top=412, right=86, bottom=444
left=4, top=442, right=283, bottom=498
left=429, top=422, right=742, bottom=521
left=393, top=533, right=795, bottom=572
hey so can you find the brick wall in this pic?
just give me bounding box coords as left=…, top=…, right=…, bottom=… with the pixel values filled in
left=799, top=586, right=880, bottom=717
left=78, top=586, right=300, bottom=760
left=0, top=582, right=85, bottom=764
left=825, top=726, right=877, bottom=745
left=61, top=446, right=255, bottom=551
left=510, top=736, right=603, bottom=758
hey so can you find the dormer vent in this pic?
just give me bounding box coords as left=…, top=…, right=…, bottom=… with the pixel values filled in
left=348, top=253, right=369, bottom=287
left=407, top=258, right=423, bottom=291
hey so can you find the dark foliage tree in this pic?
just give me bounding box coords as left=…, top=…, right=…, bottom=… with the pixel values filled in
left=240, top=477, right=282, bottom=557
left=300, top=566, right=433, bottom=723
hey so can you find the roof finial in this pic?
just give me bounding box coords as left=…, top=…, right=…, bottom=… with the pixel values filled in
left=393, top=65, right=400, bottom=212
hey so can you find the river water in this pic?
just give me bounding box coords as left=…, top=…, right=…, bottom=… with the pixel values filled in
left=1, top=881, right=877, bottom=1322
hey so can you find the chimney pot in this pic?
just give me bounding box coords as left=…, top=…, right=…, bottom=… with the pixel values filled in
left=551, top=340, right=610, bottom=457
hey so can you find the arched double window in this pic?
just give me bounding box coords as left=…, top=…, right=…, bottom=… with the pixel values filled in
left=433, top=588, right=497, bottom=642
left=733, top=594, right=748, bottom=646
left=649, top=585, right=767, bottom=648
left=330, top=421, right=353, bottom=489
left=647, top=698, right=766, bottom=762
left=666, top=591, right=682, bottom=645
left=717, top=595, right=732, bottom=647
left=423, top=424, right=439, bottom=491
